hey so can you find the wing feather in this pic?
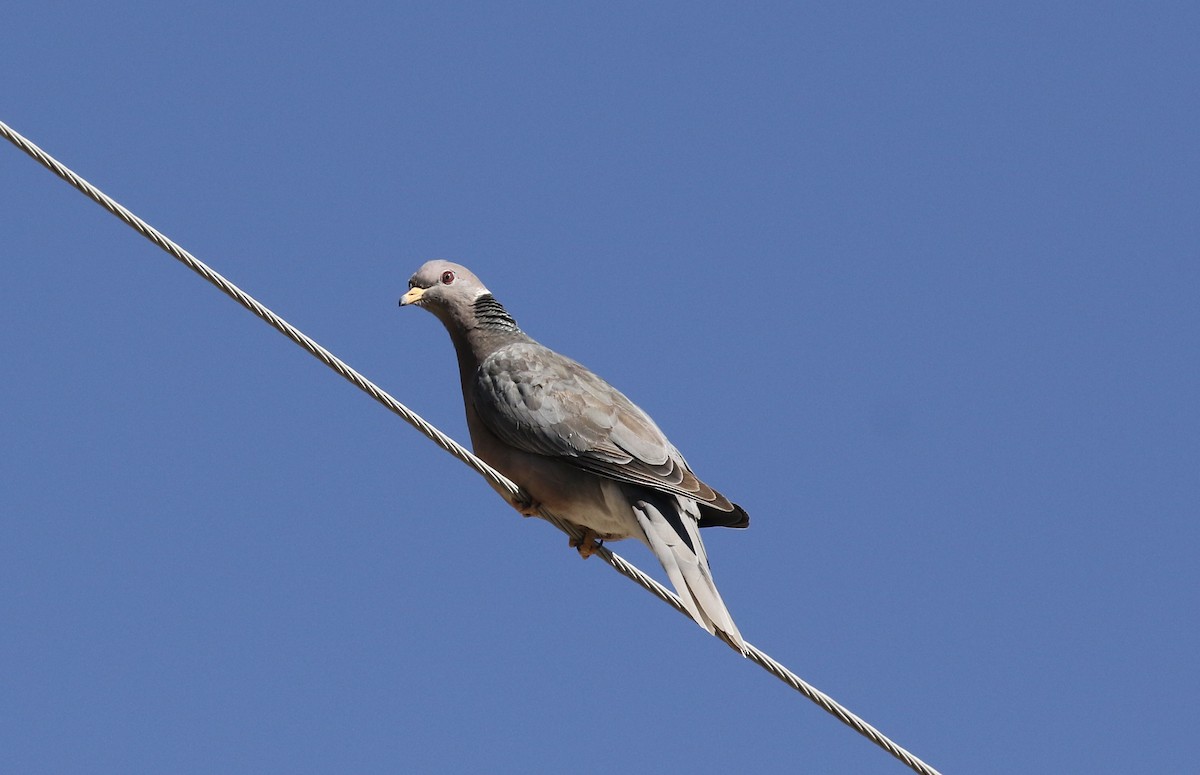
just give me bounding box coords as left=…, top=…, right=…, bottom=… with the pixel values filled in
left=473, top=342, right=736, bottom=510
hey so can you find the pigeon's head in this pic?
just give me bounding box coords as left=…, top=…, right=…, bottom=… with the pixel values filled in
left=400, top=260, right=491, bottom=323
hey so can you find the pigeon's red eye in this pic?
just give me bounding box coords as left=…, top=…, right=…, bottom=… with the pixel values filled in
left=441, top=270, right=455, bottom=284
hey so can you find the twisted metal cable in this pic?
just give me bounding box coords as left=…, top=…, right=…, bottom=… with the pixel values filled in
left=2, top=119, right=942, bottom=775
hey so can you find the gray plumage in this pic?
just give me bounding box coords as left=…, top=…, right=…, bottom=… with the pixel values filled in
left=400, top=260, right=747, bottom=650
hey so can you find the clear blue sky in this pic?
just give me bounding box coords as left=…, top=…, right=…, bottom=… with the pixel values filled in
left=2, top=4, right=1197, bottom=774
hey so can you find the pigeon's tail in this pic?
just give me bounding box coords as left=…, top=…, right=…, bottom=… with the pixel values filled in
left=632, top=492, right=747, bottom=655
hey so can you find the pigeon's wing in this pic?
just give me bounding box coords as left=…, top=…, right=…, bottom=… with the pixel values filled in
left=473, top=341, right=744, bottom=520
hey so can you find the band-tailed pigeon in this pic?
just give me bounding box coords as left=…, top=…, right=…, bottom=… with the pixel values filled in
left=400, top=260, right=747, bottom=650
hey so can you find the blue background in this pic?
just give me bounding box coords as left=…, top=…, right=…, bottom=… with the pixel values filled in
left=2, top=4, right=1197, bottom=773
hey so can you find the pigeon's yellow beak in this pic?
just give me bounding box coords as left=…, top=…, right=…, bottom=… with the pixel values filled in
left=400, top=286, right=426, bottom=306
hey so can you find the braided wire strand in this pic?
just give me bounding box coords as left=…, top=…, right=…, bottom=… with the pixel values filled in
left=2, top=119, right=942, bottom=775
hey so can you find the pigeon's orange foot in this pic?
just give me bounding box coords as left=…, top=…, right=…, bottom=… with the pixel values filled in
left=569, top=528, right=603, bottom=559
left=513, top=492, right=541, bottom=518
